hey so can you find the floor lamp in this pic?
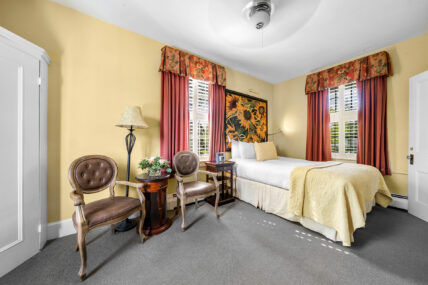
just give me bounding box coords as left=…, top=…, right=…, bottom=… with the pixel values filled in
left=115, top=106, right=149, bottom=232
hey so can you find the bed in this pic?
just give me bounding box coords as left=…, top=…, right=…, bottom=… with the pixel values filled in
left=232, top=156, right=392, bottom=246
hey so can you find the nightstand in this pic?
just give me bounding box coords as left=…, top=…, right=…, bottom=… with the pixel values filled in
left=205, top=161, right=235, bottom=206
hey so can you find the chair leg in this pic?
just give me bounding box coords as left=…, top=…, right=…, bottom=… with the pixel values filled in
left=77, top=226, right=87, bottom=280
left=176, top=196, right=180, bottom=216
left=215, top=190, right=220, bottom=218
left=74, top=240, right=79, bottom=252
left=180, top=197, right=186, bottom=231
left=138, top=209, right=148, bottom=243
left=195, top=198, right=199, bottom=209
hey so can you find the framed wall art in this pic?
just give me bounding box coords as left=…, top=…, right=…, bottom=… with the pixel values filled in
left=224, top=89, right=268, bottom=150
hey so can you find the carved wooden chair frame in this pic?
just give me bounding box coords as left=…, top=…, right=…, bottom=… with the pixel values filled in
left=173, top=151, right=220, bottom=231
left=68, top=155, right=147, bottom=280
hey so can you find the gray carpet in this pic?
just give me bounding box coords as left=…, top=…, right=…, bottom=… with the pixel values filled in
left=1, top=200, right=428, bottom=285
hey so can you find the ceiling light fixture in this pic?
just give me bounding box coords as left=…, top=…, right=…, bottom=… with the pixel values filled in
left=244, top=0, right=274, bottom=30
left=209, top=0, right=320, bottom=49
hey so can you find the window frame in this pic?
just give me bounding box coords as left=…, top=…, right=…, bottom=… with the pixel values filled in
left=329, top=82, right=358, bottom=160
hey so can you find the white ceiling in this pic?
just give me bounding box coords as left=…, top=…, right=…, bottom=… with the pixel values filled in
left=52, top=0, right=428, bottom=84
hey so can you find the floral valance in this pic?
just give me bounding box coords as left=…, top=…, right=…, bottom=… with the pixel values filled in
left=305, top=51, right=391, bottom=94
left=159, top=46, right=226, bottom=86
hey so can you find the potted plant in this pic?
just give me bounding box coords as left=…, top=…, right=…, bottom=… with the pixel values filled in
left=138, top=156, right=172, bottom=177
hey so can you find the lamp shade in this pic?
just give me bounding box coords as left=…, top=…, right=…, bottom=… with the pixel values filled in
left=116, top=106, right=149, bottom=129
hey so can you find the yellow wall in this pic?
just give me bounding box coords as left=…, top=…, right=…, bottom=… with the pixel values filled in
left=0, top=0, right=274, bottom=222
left=273, top=32, right=428, bottom=195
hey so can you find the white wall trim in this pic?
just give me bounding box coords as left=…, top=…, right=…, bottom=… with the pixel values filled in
left=0, top=26, right=50, bottom=64
left=46, top=214, right=142, bottom=240
left=38, top=59, right=49, bottom=249
left=47, top=219, right=76, bottom=240
left=167, top=193, right=201, bottom=210
left=390, top=195, right=408, bottom=210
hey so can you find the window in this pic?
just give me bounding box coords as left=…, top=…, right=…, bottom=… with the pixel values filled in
left=329, top=81, right=358, bottom=160
left=189, top=77, right=209, bottom=159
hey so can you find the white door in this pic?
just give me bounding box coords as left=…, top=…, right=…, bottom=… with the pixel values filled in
left=409, top=70, right=428, bottom=222
left=0, top=40, right=41, bottom=276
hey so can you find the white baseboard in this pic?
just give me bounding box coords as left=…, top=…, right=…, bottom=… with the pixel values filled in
left=167, top=193, right=200, bottom=210
left=390, top=195, right=408, bottom=210
left=167, top=194, right=177, bottom=211
left=47, top=213, right=141, bottom=240
left=47, top=219, right=76, bottom=240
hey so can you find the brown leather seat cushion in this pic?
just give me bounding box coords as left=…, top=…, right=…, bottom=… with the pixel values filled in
left=72, top=196, right=140, bottom=228
left=178, top=181, right=216, bottom=197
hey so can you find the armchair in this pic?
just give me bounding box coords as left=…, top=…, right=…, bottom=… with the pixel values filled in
left=173, top=151, right=220, bottom=231
left=68, top=155, right=147, bottom=280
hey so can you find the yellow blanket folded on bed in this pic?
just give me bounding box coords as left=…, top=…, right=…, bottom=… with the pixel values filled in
left=288, top=162, right=392, bottom=246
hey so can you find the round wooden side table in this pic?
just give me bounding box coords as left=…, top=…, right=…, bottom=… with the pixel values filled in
left=135, top=173, right=172, bottom=236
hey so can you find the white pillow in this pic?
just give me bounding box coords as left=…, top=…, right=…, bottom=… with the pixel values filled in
left=239, top=141, right=256, bottom=159
left=231, top=140, right=240, bottom=159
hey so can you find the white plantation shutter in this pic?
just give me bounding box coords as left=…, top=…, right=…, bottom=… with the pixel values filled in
left=197, top=121, right=209, bottom=157
left=196, top=80, right=209, bottom=113
left=345, top=120, right=358, bottom=153
left=189, top=78, right=194, bottom=112
left=329, top=86, right=339, bottom=113
left=344, top=82, right=358, bottom=111
left=188, top=77, right=210, bottom=158
left=330, top=122, right=339, bottom=153
left=189, top=119, right=194, bottom=150
left=328, top=81, right=358, bottom=159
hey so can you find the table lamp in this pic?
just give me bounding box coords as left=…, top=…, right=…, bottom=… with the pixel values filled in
left=115, top=105, right=149, bottom=232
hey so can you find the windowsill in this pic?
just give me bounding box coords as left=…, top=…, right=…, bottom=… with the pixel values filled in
left=199, top=158, right=209, bottom=167
left=332, top=158, right=356, bottom=163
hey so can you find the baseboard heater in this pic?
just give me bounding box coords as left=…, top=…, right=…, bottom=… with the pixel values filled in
left=390, top=194, right=408, bottom=211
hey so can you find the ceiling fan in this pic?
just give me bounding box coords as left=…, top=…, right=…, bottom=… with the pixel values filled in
left=208, top=0, right=320, bottom=49
left=243, top=0, right=274, bottom=30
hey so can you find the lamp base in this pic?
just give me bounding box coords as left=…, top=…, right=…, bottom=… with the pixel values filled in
left=114, top=218, right=137, bottom=232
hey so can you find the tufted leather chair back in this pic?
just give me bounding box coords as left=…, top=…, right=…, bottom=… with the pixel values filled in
left=68, top=155, right=118, bottom=194
left=173, top=151, right=199, bottom=178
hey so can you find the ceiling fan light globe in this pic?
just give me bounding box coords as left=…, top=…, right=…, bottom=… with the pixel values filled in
left=251, top=10, right=270, bottom=29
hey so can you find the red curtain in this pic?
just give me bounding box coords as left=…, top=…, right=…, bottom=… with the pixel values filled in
left=306, top=90, right=331, bottom=161
left=357, top=76, right=391, bottom=175
left=160, top=72, right=189, bottom=164
left=208, top=84, right=226, bottom=161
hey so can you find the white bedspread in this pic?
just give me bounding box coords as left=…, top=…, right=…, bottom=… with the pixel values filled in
left=232, top=157, right=313, bottom=190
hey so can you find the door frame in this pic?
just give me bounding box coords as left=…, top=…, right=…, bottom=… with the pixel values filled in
left=38, top=57, right=49, bottom=249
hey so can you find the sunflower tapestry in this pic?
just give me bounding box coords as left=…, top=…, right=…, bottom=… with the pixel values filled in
left=224, top=90, right=267, bottom=150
